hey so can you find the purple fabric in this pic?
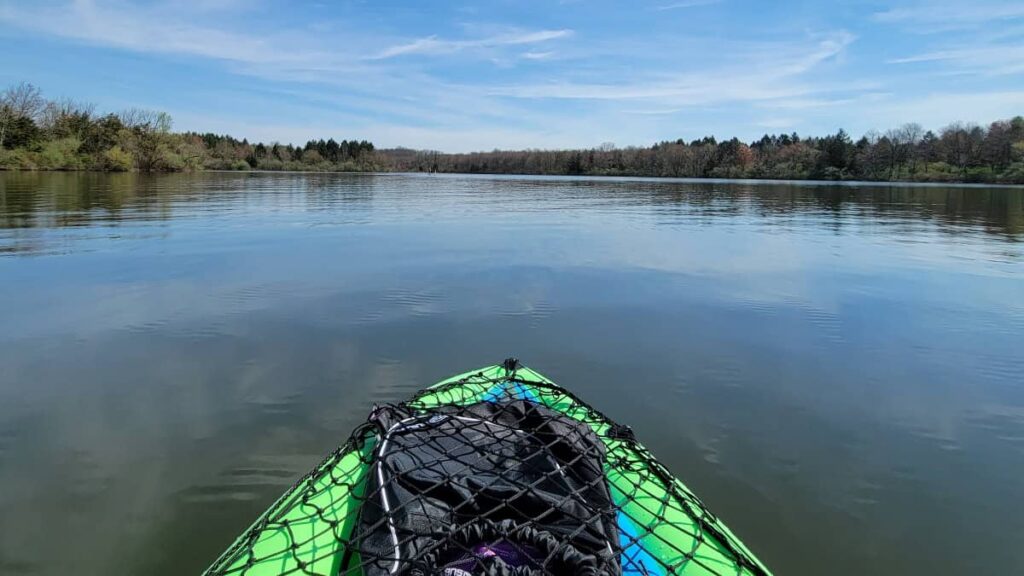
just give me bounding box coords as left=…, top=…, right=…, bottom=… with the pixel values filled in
left=443, top=540, right=542, bottom=573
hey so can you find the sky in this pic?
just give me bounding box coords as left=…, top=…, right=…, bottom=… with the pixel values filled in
left=0, top=0, right=1022, bottom=152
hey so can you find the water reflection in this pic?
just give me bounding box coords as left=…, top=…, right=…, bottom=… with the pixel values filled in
left=0, top=172, right=1022, bottom=575
left=2, top=172, right=1022, bottom=238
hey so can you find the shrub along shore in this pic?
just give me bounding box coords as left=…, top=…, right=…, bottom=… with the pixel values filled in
left=2, top=83, right=1023, bottom=183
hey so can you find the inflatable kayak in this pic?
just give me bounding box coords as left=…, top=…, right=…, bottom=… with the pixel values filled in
left=205, top=359, right=771, bottom=576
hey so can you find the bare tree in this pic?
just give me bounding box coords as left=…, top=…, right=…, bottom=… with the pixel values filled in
left=116, top=109, right=174, bottom=170
left=982, top=120, right=1015, bottom=170
left=940, top=122, right=985, bottom=178
left=892, top=123, right=924, bottom=176
left=40, top=98, right=96, bottom=139
left=117, top=108, right=172, bottom=132
left=0, top=82, right=45, bottom=148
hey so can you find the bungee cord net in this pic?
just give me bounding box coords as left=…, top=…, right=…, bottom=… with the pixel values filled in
left=204, top=361, right=770, bottom=576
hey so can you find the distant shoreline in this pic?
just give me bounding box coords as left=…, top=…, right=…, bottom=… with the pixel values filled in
left=3, top=81, right=1023, bottom=184
left=4, top=168, right=1024, bottom=189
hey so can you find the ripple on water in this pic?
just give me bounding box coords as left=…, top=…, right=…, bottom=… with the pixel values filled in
left=363, top=358, right=423, bottom=405
left=217, top=281, right=293, bottom=312
left=382, top=288, right=449, bottom=318
left=124, top=319, right=169, bottom=335
left=355, top=306, right=385, bottom=325
left=181, top=323, right=230, bottom=341
left=498, top=298, right=555, bottom=321
left=177, top=483, right=268, bottom=504
left=850, top=477, right=883, bottom=508
left=181, top=459, right=312, bottom=505
left=224, top=467, right=297, bottom=479
left=904, top=424, right=963, bottom=453
left=246, top=395, right=301, bottom=417
left=696, top=355, right=745, bottom=389
left=739, top=298, right=782, bottom=318
left=965, top=407, right=1024, bottom=453
left=768, top=455, right=801, bottom=478
left=62, top=448, right=115, bottom=501
left=975, top=354, right=1024, bottom=384
left=800, top=305, right=845, bottom=344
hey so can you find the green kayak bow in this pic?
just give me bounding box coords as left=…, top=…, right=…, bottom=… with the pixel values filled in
left=205, top=360, right=771, bottom=576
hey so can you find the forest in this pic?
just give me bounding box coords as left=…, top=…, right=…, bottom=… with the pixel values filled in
left=390, top=122, right=1024, bottom=184
left=2, top=82, right=1023, bottom=183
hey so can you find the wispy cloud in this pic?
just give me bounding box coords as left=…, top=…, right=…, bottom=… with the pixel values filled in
left=489, top=31, right=856, bottom=104
left=369, top=29, right=572, bottom=60
left=878, top=1, right=1024, bottom=76
left=874, top=1, right=1024, bottom=30
left=521, top=51, right=556, bottom=60
left=655, top=0, right=721, bottom=10
left=624, top=107, right=685, bottom=115
left=755, top=93, right=889, bottom=110
left=888, top=45, right=1024, bottom=75
left=0, top=0, right=339, bottom=66
left=0, top=1, right=570, bottom=69
left=160, top=0, right=254, bottom=13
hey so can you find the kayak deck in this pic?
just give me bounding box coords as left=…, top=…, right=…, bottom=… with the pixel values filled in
left=204, top=362, right=771, bottom=576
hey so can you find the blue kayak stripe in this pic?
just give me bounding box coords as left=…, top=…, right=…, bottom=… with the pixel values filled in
left=514, top=381, right=539, bottom=402
left=483, top=380, right=539, bottom=403
left=483, top=382, right=505, bottom=402
left=618, top=511, right=663, bottom=576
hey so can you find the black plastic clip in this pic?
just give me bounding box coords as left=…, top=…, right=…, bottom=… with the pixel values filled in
left=607, top=423, right=636, bottom=442
left=502, top=357, right=520, bottom=374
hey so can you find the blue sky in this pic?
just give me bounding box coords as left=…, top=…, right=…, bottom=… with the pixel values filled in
left=0, top=0, right=1022, bottom=152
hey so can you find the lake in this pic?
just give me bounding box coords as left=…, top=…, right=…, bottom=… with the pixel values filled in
left=0, top=171, right=1022, bottom=575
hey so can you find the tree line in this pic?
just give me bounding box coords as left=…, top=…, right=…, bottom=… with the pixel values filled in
left=0, top=83, right=381, bottom=172
left=189, top=132, right=377, bottom=171
left=2, top=82, right=1022, bottom=183
left=387, top=121, right=1024, bottom=184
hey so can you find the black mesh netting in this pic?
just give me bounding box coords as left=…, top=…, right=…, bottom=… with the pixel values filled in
left=355, top=399, right=620, bottom=576
left=205, top=362, right=770, bottom=576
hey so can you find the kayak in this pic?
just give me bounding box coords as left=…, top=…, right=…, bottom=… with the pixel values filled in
left=204, top=359, right=771, bottom=576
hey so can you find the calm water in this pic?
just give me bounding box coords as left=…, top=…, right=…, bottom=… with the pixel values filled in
left=1, top=172, right=1022, bottom=575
